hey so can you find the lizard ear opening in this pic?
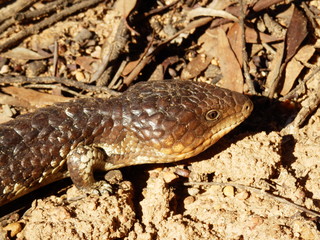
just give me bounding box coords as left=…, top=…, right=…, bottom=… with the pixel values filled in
left=205, top=110, right=220, bottom=121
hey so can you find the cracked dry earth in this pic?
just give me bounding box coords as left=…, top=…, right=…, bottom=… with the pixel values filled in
left=2, top=105, right=318, bottom=240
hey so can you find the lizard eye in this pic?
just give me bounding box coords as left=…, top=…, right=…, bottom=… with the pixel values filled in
left=205, top=110, right=220, bottom=121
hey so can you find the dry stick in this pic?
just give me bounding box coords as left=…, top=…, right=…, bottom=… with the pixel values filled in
left=94, top=19, right=130, bottom=86
left=280, top=67, right=320, bottom=133
left=282, top=86, right=320, bottom=132
left=120, top=33, right=155, bottom=87
left=0, top=76, right=120, bottom=97
left=0, top=0, right=105, bottom=53
left=53, top=41, right=59, bottom=77
left=185, top=181, right=320, bottom=218
left=0, top=0, right=73, bottom=35
left=144, top=0, right=180, bottom=18
left=239, top=0, right=256, bottom=94
left=301, top=1, right=317, bottom=29
left=291, top=91, right=320, bottom=128
left=123, top=17, right=213, bottom=86
left=0, top=0, right=37, bottom=24
left=24, top=84, right=84, bottom=97
left=281, top=67, right=320, bottom=101
left=268, top=51, right=292, bottom=98
left=108, top=59, right=128, bottom=89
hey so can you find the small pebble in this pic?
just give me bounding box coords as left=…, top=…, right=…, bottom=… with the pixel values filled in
left=75, top=71, right=86, bottom=82
left=162, top=171, right=178, bottom=183
left=0, top=65, right=10, bottom=74
left=3, top=222, right=22, bottom=237
left=187, top=187, right=200, bottom=196
left=104, top=170, right=123, bottom=184
left=174, top=168, right=190, bottom=178
left=184, top=196, right=195, bottom=205
left=236, top=190, right=250, bottom=200
left=74, top=28, right=93, bottom=42
left=223, top=186, right=235, bottom=197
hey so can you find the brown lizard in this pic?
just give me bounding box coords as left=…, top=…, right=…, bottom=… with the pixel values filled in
left=0, top=80, right=253, bottom=206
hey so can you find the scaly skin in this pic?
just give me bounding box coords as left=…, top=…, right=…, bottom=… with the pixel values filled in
left=0, top=80, right=253, bottom=206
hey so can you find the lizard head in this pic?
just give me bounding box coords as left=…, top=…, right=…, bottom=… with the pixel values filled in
left=121, top=80, right=253, bottom=164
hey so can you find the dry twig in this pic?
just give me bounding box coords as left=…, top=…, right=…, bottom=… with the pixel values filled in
left=0, top=0, right=73, bottom=35
left=185, top=181, right=320, bottom=218
left=0, top=0, right=105, bottom=53
left=0, top=0, right=37, bottom=24
left=239, top=0, right=256, bottom=94
left=0, top=76, right=119, bottom=97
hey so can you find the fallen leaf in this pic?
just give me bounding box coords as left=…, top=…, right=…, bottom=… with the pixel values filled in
left=253, top=0, right=285, bottom=12
left=2, top=47, right=51, bottom=60
left=245, top=26, right=283, bottom=43
left=0, top=93, right=31, bottom=108
left=227, top=23, right=243, bottom=67
left=285, top=6, right=308, bottom=62
left=281, top=45, right=315, bottom=95
left=187, top=8, right=239, bottom=22
left=181, top=30, right=217, bottom=80
left=75, top=56, right=96, bottom=72
left=215, top=28, right=244, bottom=92
left=2, top=87, right=71, bottom=108
left=181, top=54, right=212, bottom=80
left=114, top=0, right=137, bottom=18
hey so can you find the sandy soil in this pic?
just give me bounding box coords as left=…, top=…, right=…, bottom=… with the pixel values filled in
left=1, top=106, right=319, bottom=240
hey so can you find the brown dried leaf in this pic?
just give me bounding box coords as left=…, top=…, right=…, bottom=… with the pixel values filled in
left=114, top=0, right=137, bottom=18
left=253, top=0, right=285, bottom=12
left=2, top=47, right=51, bottom=60
left=215, top=28, right=243, bottom=92
left=187, top=8, right=238, bottom=22
left=2, top=87, right=71, bottom=108
left=281, top=45, right=315, bottom=95
left=181, top=30, right=217, bottom=80
left=0, top=93, right=31, bottom=108
left=285, top=6, right=308, bottom=62
left=181, top=54, right=212, bottom=80
left=245, top=26, right=283, bottom=43
left=227, top=23, right=243, bottom=67
left=75, top=56, right=95, bottom=72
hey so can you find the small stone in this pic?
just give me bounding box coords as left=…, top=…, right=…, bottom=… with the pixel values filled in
left=162, top=171, right=178, bottom=183
left=0, top=65, right=10, bottom=74
left=236, top=190, right=250, bottom=200
left=74, top=28, right=93, bottom=42
left=3, top=222, right=22, bottom=237
left=223, top=186, right=235, bottom=197
left=91, top=46, right=101, bottom=58
left=26, top=61, right=46, bottom=77
left=187, top=187, right=200, bottom=196
left=183, top=196, right=195, bottom=205
left=104, top=170, right=123, bottom=184
left=75, top=71, right=86, bottom=82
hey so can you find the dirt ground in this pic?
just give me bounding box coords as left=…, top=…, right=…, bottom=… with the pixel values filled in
left=0, top=0, right=320, bottom=239
left=2, top=106, right=320, bottom=240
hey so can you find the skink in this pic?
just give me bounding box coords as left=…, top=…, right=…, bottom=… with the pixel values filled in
left=0, top=80, right=253, bottom=206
